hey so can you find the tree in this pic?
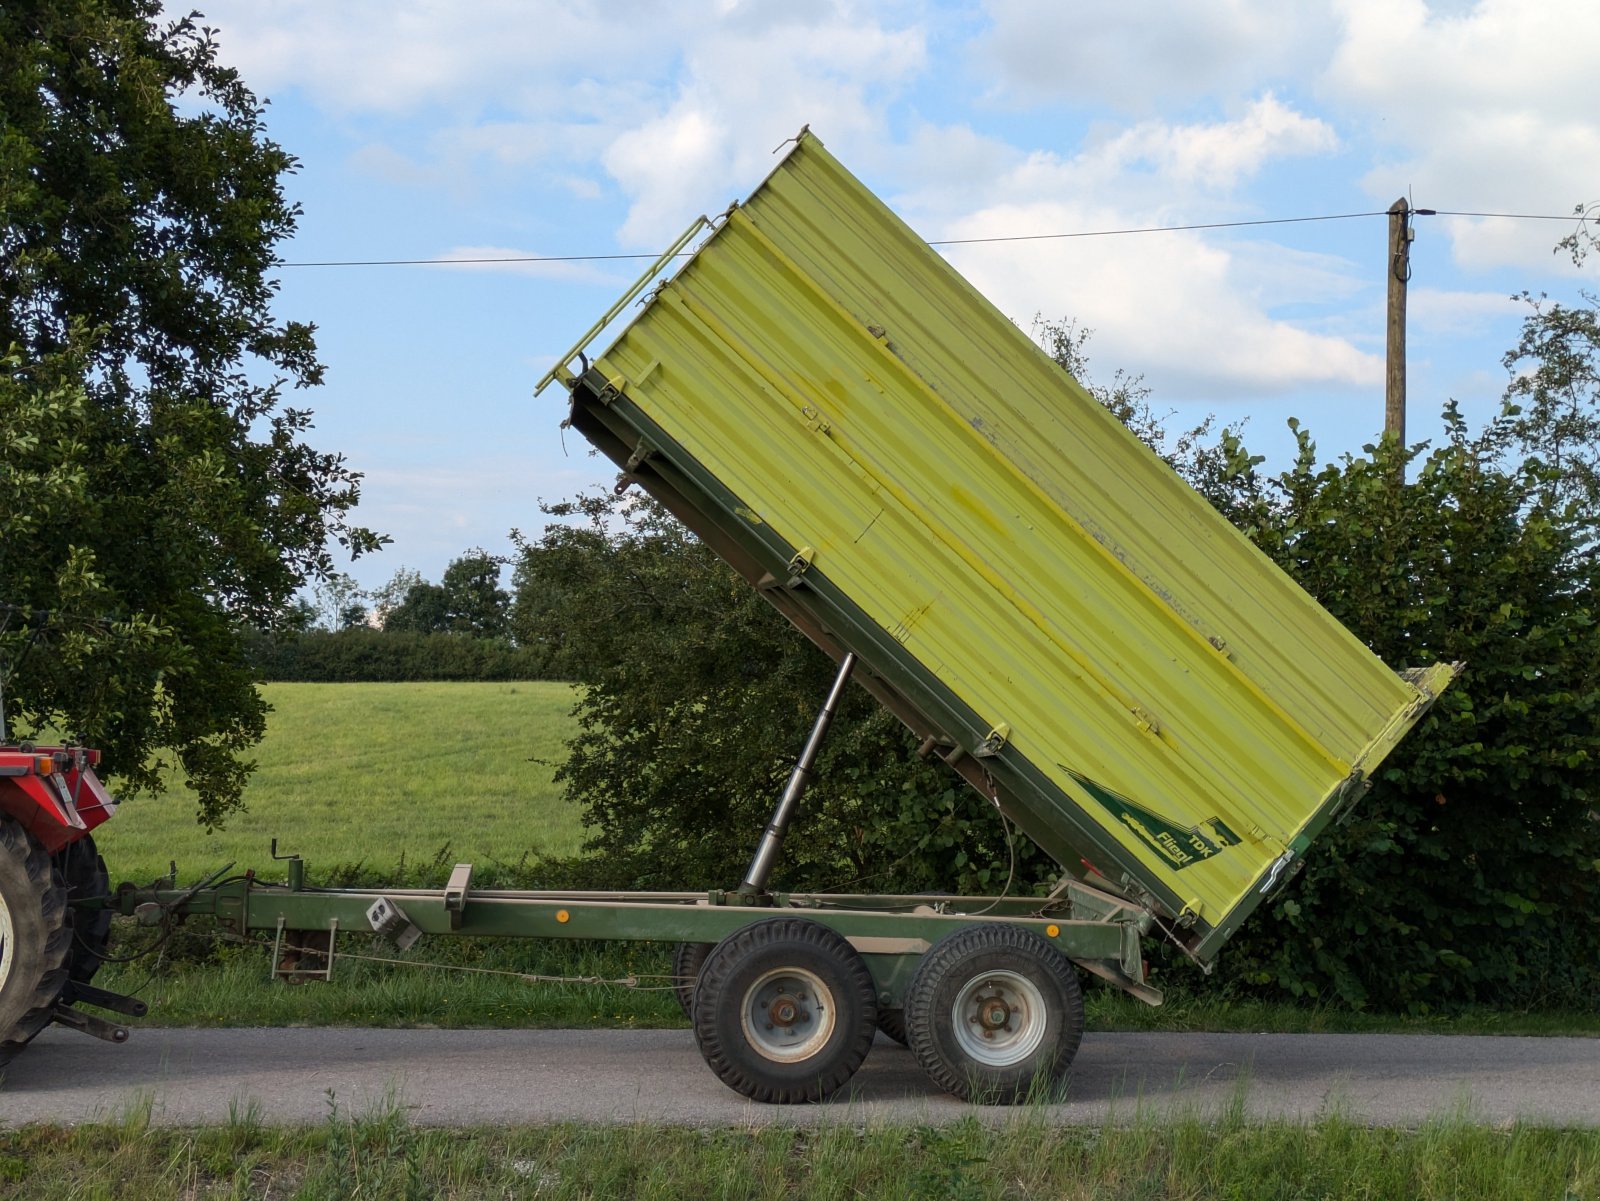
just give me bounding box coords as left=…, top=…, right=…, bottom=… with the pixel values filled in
left=382, top=552, right=508, bottom=638
left=382, top=582, right=452, bottom=636
left=0, top=2, right=380, bottom=824
left=1497, top=204, right=1600, bottom=520
left=307, top=573, right=367, bottom=632
left=511, top=494, right=1041, bottom=892
left=370, top=567, right=424, bottom=628
left=440, top=551, right=509, bottom=638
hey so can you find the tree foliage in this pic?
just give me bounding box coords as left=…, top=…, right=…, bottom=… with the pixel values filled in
left=510, top=496, right=1041, bottom=892
left=1216, top=411, right=1600, bottom=1009
left=0, top=2, right=378, bottom=823
left=383, top=552, right=509, bottom=638
left=521, top=303, right=1600, bottom=1010
left=1496, top=206, right=1600, bottom=522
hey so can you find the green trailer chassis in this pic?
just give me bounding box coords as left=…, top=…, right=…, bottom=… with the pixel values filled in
left=113, top=859, right=1158, bottom=1103
left=103, top=652, right=1164, bottom=1105
left=117, top=868, right=1158, bottom=1010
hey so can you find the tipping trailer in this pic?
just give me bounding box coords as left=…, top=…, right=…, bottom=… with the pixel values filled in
left=1, top=130, right=1456, bottom=1104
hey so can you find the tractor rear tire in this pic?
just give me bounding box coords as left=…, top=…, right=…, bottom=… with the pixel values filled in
left=55, top=835, right=112, bottom=1006
left=0, top=817, right=71, bottom=1069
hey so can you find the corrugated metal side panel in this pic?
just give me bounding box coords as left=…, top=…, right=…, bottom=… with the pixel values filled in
left=586, top=134, right=1438, bottom=930
left=747, top=140, right=1417, bottom=761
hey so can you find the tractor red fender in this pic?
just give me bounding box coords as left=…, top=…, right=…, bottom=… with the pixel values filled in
left=0, top=750, right=116, bottom=855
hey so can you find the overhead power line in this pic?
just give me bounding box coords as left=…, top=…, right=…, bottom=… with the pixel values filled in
left=926, top=210, right=1384, bottom=246
left=277, top=207, right=1594, bottom=268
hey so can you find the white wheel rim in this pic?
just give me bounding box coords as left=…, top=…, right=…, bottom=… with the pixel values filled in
left=0, top=891, right=13, bottom=994
left=951, top=969, right=1048, bottom=1067
left=739, top=967, right=836, bottom=1063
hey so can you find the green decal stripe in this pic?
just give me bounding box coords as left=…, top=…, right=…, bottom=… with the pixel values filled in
left=1063, top=768, right=1241, bottom=873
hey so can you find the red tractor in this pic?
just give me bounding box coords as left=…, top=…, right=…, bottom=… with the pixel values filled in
left=0, top=744, right=124, bottom=1066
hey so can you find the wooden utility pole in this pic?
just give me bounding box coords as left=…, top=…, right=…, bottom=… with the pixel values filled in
left=1385, top=197, right=1412, bottom=446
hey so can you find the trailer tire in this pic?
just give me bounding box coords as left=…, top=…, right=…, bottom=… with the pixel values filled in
left=670, top=941, right=713, bottom=1020
left=877, top=1007, right=909, bottom=1046
left=55, top=836, right=112, bottom=1005
left=905, top=923, right=1083, bottom=1103
left=0, top=817, right=71, bottom=1069
left=692, top=919, right=877, bottom=1103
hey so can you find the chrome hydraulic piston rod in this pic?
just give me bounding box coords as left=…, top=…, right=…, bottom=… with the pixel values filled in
left=739, top=652, right=856, bottom=895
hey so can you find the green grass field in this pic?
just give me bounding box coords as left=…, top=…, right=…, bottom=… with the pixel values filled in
left=93, top=681, right=584, bottom=885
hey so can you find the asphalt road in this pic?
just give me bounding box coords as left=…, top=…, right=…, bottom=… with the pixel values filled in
left=3, top=1027, right=1597, bottom=1128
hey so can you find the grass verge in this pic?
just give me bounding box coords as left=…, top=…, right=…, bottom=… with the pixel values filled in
left=101, top=936, right=686, bottom=1030
left=3, top=1103, right=1598, bottom=1200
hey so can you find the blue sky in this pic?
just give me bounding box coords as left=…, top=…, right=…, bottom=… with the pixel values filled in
left=183, top=0, right=1600, bottom=598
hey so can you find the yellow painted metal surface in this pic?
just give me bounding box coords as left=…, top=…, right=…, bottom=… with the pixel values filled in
left=555, top=132, right=1454, bottom=934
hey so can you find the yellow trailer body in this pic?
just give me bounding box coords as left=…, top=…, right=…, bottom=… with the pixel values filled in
left=541, top=131, right=1455, bottom=961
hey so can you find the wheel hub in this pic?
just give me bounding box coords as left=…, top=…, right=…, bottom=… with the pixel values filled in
left=975, top=989, right=1012, bottom=1034
left=951, top=969, right=1048, bottom=1067
left=741, top=969, right=834, bottom=1063
left=0, top=893, right=13, bottom=993
left=768, top=993, right=806, bottom=1027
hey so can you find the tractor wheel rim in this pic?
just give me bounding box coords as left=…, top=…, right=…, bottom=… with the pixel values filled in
left=951, top=969, right=1048, bottom=1067
left=740, top=967, right=836, bottom=1063
left=0, top=891, right=13, bottom=994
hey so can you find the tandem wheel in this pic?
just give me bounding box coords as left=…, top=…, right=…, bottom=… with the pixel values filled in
left=691, top=918, right=878, bottom=1103
left=905, top=922, right=1084, bottom=1103
left=670, top=941, right=713, bottom=1019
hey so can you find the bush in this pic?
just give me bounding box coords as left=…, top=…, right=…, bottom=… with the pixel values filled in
left=248, top=627, right=550, bottom=683
left=1210, top=409, right=1600, bottom=1011
left=510, top=494, right=1048, bottom=894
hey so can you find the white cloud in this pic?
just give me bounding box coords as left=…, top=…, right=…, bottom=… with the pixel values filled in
left=971, top=0, right=1600, bottom=278
left=600, top=10, right=927, bottom=246
left=900, top=98, right=1368, bottom=399
left=1408, top=287, right=1521, bottom=336
left=897, top=96, right=1338, bottom=233
left=944, top=204, right=1380, bottom=398
left=186, top=0, right=680, bottom=116
left=974, top=0, right=1337, bottom=110
left=1325, top=0, right=1600, bottom=272
left=189, top=0, right=929, bottom=249
left=1084, top=94, right=1336, bottom=190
